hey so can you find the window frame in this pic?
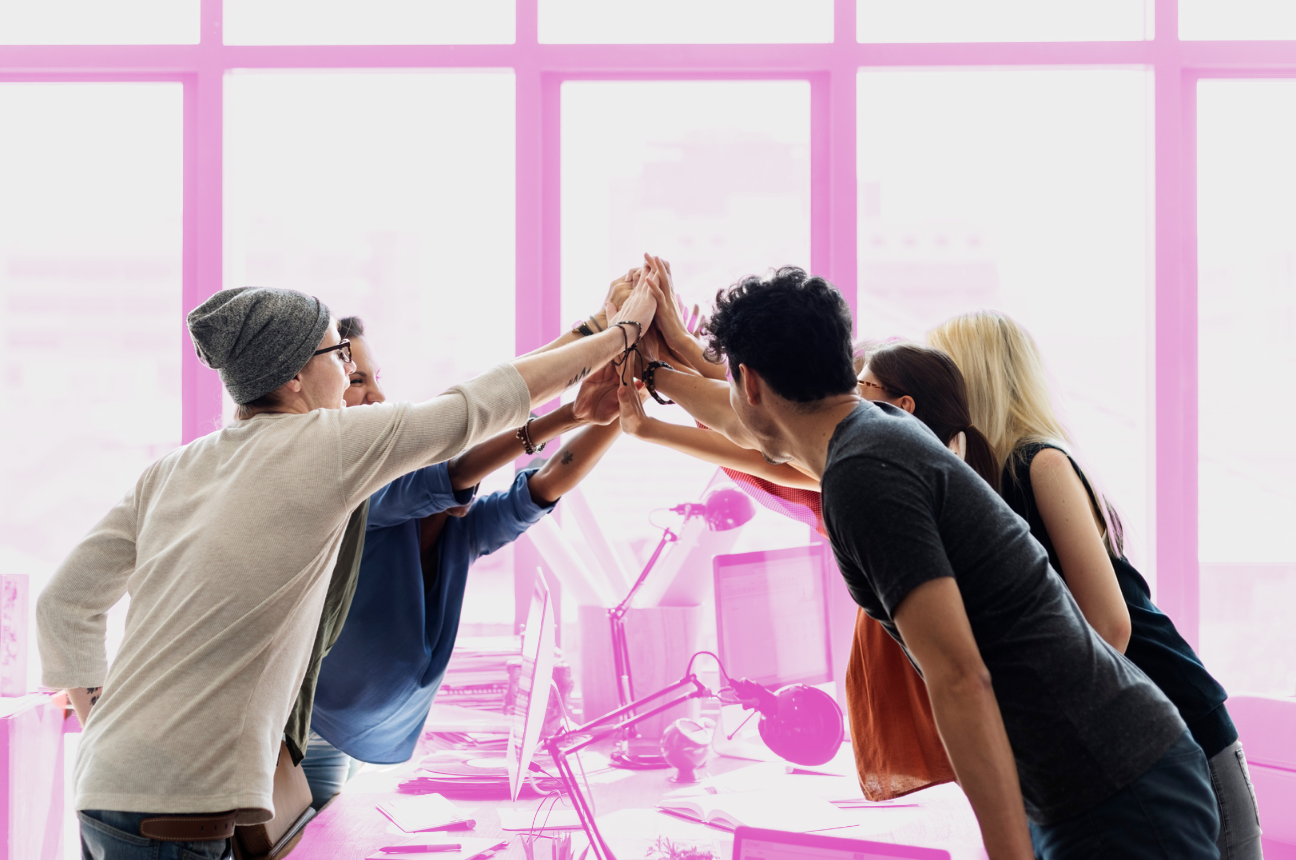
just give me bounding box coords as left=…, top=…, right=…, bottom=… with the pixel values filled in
left=3, top=0, right=1290, bottom=647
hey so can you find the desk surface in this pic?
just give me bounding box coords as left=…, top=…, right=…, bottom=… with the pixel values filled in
left=294, top=742, right=987, bottom=860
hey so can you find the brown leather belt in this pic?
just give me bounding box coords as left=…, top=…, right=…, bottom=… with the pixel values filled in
left=138, top=812, right=238, bottom=842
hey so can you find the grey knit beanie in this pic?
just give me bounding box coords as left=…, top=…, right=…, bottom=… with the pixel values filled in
left=186, top=287, right=333, bottom=405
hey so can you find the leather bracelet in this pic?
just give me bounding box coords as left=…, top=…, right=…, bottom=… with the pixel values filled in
left=613, top=320, right=641, bottom=349
left=643, top=360, right=675, bottom=405
left=515, top=417, right=546, bottom=455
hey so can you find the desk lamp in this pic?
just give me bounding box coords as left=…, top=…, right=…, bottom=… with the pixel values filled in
left=607, top=487, right=754, bottom=768
left=543, top=653, right=844, bottom=860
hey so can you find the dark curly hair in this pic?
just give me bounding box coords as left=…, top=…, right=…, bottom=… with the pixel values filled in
left=702, top=267, right=857, bottom=403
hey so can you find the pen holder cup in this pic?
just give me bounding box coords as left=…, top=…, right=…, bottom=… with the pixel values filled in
left=520, top=833, right=573, bottom=860
left=577, top=604, right=702, bottom=741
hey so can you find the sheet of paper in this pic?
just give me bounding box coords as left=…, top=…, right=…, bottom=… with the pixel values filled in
left=365, top=836, right=508, bottom=860
left=376, top=794, right=475, bottom=833
left=498, top=807, right=583, bottom=831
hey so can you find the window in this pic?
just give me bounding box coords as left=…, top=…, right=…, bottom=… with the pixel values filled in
left=1197, top=79, right=1296, bottom=695
left=561, top=80, right=812, bottom=559
left=0, top=83, right=182, bottom=682
left=1179, top=0, right=1296, bottom=40
left=857, top=69, right=1154, bottom=578
left=223, top=0, right=514, bottom=45
left=857, top=0, right=1151, bottom=42
left=540, top=0, right=833, bottom=44
left=0, top=0, right=198, bottom=44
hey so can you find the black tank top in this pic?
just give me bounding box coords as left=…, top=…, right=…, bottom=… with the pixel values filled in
left=1001, top=442, right=1236, bottom=758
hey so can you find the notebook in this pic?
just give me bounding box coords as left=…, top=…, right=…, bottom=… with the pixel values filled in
left=657, top=789, right=855, bottom=833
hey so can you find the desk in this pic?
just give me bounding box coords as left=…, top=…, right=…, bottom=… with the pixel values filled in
left=293, top=742, right=988, bottom=860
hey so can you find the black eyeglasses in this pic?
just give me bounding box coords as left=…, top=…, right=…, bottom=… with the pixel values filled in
left=313, top=339, right=352, bottom=364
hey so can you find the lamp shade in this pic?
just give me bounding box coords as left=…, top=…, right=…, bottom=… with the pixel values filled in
left=756, top=683, right=845, bottom=767
left=701, top=487, right=756, bottom=532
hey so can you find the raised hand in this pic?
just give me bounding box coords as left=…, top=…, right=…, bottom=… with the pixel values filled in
left=643, top=254, right=691, bottom=348
left=617, top=375, right=651, bottom=437
left=573, top=363, right=622, bottom=425
left=604, top=267, right=640, bottom=315
left=608, top=266, right=659, bottom=346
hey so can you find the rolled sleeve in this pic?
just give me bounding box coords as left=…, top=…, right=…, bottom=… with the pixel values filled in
left=367, top=463, right=479, bottom=530
left=461, top=469, right=556, bottom=562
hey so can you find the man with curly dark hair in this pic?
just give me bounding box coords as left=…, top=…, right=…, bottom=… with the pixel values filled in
left=703, top=267, right=1219, bottom=860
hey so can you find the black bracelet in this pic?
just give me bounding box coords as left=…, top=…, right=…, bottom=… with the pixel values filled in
left=515, top=417, right=546, bottom=455
left=571, top=319, right=595, bottom=337
left=642, top=361, right=675, bottom=405
left=613, top=320, right=641, bottom=349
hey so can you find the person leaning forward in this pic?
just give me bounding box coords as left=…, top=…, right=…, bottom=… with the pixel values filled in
left=37, top=278, right=658, bottom=860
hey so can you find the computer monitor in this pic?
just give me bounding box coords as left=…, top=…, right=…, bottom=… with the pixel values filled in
left=713, top=544, right=833, bottom=689
left=732, top=827, right=950, bottom=860
left=507, top=572, right=555, bottom=802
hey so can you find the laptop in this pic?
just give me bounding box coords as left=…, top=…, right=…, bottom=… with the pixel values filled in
left=732, top=827, right=951, bottom=860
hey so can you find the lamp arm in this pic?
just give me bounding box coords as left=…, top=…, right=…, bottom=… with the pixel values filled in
left=544, top=674, right=713, bottom=860
left=610, top=525, right=678, bottom=621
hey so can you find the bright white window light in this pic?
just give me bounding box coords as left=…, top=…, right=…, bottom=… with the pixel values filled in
left=1180, top=0, right=1296, bottom=40
left=224, top=0, right=514, bottom=46
left=540, top=0, right=833, bottom=44
left=857, top=0, right=1151, bottom=42
left=857, top=69, right=1152, bottom=581
left=0, top=0, right=198, bottom=44
left=0, top=83, right=183, bottom=683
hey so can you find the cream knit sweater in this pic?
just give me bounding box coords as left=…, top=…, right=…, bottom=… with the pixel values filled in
left=38, top=363, right=531, bottom=823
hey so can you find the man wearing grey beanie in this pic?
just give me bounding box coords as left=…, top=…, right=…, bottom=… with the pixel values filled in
left=38, top=274, right=659, bottom=860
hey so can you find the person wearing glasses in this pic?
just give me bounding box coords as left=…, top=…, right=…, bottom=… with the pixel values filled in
left=297, top=315, right=630, bottom=807
left=37, top=278, right=658, bottom=860
left=693, top=268, right=1218, bottom=859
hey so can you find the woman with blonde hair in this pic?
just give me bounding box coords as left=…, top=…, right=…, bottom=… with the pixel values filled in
left=930, top=310, right=1261, bottom=860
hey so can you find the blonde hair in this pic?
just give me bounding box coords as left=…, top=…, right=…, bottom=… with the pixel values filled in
left=928, top=310, right=1124, bottom=556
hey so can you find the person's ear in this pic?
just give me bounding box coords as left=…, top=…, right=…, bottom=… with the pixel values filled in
left=739, top=363, right=762, bottom=406
left=897, top=395, right=916, bottom=415
left=285, top=376, right=304, bottom=393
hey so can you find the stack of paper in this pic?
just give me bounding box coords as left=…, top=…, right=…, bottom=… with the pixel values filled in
left=438, top=636, right=519, bottom=712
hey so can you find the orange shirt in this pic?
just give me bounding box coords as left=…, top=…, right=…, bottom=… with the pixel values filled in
left=723, top=469, right=955, bottom=800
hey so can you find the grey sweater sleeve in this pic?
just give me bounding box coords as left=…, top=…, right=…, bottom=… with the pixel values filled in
left=336, top=363, right=532, bottom=510
left=37, top=485, right=139, bottom=689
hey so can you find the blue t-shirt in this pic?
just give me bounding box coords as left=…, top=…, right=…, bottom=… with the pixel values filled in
left=311, top=464, right=554, bottom=764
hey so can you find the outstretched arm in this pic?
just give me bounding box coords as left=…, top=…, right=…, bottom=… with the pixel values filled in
left=445, top=362, right=625, bottom=491
left=617, top=379, right=819, bottom=490
left=446, top=403, right=583, bottom=491
left=642, top=254, right=727, bottom=381
left=527, top=420, right=622, bottom=506
left=510, top=268, right=658, bottom=407
left=522, top=268, right=639, bottom=358
left=649, top=366, right=760, bottom=450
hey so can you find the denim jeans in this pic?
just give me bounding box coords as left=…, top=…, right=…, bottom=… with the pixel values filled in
left=79, top=810, right=231, bottom=860
left=299, top=729, right=361, bottom=810
left=1029, top=730, right=1221, bottom=860
left=1209, top=740, right=1264, bottom=860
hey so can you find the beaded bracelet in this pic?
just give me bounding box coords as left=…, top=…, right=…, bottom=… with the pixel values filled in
left=642, top=360, right=675, bottom=405
left=515, top=416, right=546, bottom=455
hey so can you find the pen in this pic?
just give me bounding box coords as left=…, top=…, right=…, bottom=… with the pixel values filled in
left=377, top=845, right=462, bottom=854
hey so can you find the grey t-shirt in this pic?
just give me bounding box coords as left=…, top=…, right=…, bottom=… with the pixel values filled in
left=820, top=401, right=1185, bottom=825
